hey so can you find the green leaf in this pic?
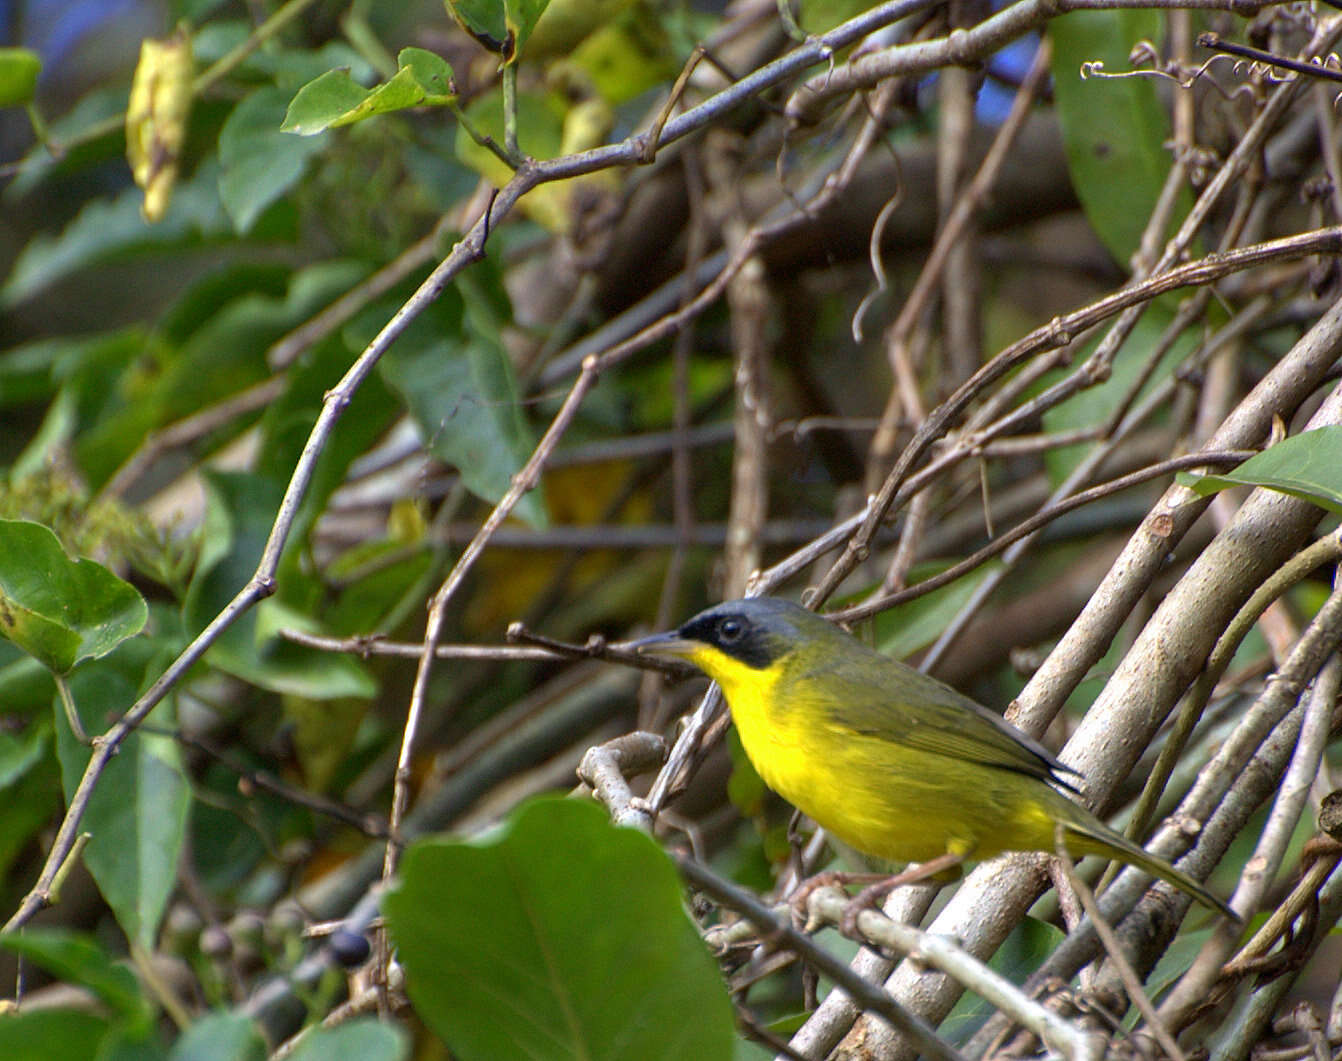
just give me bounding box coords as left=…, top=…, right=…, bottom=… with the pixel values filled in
left=446, top=0, right=509, bottom=54
left=183, top=473, right=376, bottom=699
left=190, top=24, right=373, bottom=89
left=219, top=86, right=330, bottom=233
left=75, top=261, right=367, bottom=488
left=380, top=283, right=546, bottom=527
left=0, top=520, right=147, bottom=674
left=2, top=162, right=228, bottom=308
left=281, top=49, right=455, bottom=136
left=0, top=47, right=41, bottom=107
left=0, top=651, right=57, bottom=714
left=326, top=543, right=434, bottom=635
left=168, top=1012, right=267, bottom=1061
left=0, top=929, right=152, bottom=1031
left=280, top=68, right=376, bottom=135
left=383, top=796, right=735, bottom=1061
left=2, top=86, right=125, bottom=199
left=14, top=328, right=146, bottom=460
left=446, top=0, right=553, bottom=62
left=0, top=731, right=59, bottom=881
left=505, top=0, right=553, bottom=60
left=0, top=1008, right=109, bottom=1060
left=0, top=720, right=47, bottom=787
left=398, top=47, right=456, bottom=97
left=1050, top=12, right=1185, bottom=264
left=0, top=332, right=142, bottom=408
left=286, top=1021, right=408, bottom=1061
left=54, top=665, right=191, bottom=949
left=1178, top=426, right=1342, bottom=514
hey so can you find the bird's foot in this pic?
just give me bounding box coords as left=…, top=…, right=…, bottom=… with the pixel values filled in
left=836, top=853, right=968, bottom=940
left=788, top=871, right=886, bottom=926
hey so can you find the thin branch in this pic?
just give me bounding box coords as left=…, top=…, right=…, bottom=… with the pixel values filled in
left=787, top=0, right=1307, bottom=123
left=1198, top=32, right=1342, bottom=86
left=1053, top=828, right=1187, bottom=1061
left=674, top=856, right=968, bottom=1061
left=831, top=450, right=1255, bottom=624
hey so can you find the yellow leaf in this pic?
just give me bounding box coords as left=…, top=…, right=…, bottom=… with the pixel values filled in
left=126, top=29, right=193, bottom=223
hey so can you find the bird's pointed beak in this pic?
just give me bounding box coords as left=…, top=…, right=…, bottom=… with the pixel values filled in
left=626, top=630, right=699, bottom=661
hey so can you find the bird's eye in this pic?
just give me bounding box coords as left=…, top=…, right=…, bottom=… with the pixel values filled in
left=718, top=618, right=743, bottom=643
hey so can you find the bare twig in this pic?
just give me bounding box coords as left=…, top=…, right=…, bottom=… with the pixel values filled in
left=674, top=856, right=968, bottom=1061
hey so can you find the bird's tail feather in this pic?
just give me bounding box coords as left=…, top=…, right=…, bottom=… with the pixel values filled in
left=1063, top=819, right=1236, bottom=920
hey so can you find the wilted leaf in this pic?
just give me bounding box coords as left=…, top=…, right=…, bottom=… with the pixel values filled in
left=126, top=29, right=194, bottom=222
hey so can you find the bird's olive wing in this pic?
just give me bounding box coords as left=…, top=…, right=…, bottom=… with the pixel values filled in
left=799, top=654, right=1078, bottom=787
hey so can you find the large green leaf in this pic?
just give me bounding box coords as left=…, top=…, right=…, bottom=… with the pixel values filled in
left=168, top=1012, right=266, bottom=1061
left=0, top=1008, right=109, bottom=1060
left=0, top=929, right=152, bottom=1032
left=0, top=329, right=144, bottom=408
left=1050, top=12, right=1185, bottom=265
left=0, top=520, right=147, bottom=674
left=219, top=86, right=330, bottom=233
left=54, top=665, right=191, bottom=949
left=183, top=472, right=376, bottom=700
left=1179, top=426, right=1342, bottom=514
left=379, top=283, right=546, bottom=527
left=1, top=162, right=228, bottom=308
left=281, top=48, right=455, bottom=136
left=0, top=720, right=46, bottom=787
left=383, top=796, right=735, bottom=1061
left=75, top=261, right=367, bottom=488
left=0, top=735, right=59, bottom=883
left=286, top=1021, right=408, bottom=1061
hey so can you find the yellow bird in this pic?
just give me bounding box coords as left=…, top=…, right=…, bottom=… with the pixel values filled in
left=633, top=597, right=1233, bottom=918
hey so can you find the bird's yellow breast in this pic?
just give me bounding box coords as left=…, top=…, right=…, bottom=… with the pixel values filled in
left=687, top=644, right=1058, bottom=865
